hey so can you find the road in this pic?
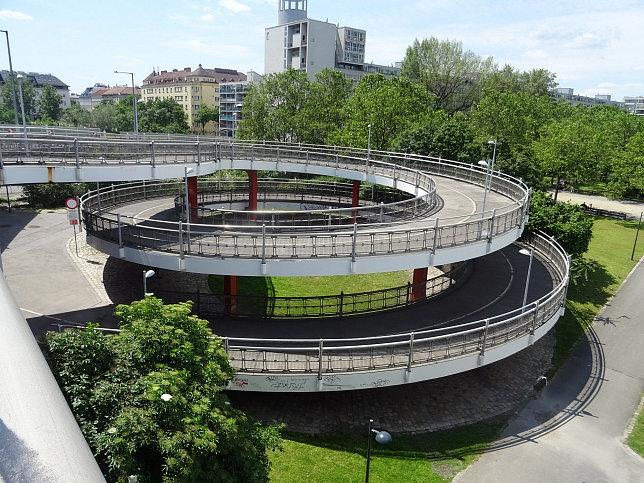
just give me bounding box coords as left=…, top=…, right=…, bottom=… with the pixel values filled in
left=455, top=257, right=644, bottom=483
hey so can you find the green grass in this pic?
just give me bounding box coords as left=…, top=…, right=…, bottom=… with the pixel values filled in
left=208, top=271, right=412, bottom=316
left=265, top=217, right=644, bottom=481
left=550, top=217, right=644, bottom=372
left=269, top=422, right=504, bottom=482
left=627, top=400, right=644, bottom=458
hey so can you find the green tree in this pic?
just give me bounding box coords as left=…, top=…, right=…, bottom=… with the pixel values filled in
left=137, top=98, right=190, bottom=134
left=609, top=131, right=644, bottom=199
left=114, top=96, right=136, bottom=132
left=61, top=103, right=92, bottom=127
left=532, top=116, right=611, bottom=200
left=2, top=74, right=37, bottom=121
left=524, top=190, right=594, bottom=257
left=194, top=105, right=219, bottom=134
left=401, top=37, right=496, bottom=113
left=392, top=110, right=479, bottom=162
left=299, top=69, right=352, bottom=144
left=331, top=74, right=434, bottom=151
left=485, top=65, right=558, bottom=97
left=43, top=297, right=282, bottom=482
left=92, top=99, right=118, bottom=132
left=237, top=69, right=311, bottom=142
left=39, top=83, right=63, bottom=121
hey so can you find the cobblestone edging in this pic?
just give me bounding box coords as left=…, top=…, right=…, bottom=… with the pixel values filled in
left=67, top=234, right=556, bottom=434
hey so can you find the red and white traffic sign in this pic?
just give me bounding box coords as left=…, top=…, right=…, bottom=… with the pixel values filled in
left=65, top=198, right=78, bottom=210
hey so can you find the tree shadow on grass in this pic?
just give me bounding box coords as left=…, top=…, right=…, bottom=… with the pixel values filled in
left=281, top=419, right=504, bottom=463
left=567, top=262, right=616, bottom=305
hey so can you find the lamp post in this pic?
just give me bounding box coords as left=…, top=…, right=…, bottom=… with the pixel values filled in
left=16, top=74, right=29, bottom=156
left=143, top=269, right=155, bottom=297
left=365, top=419, right=392, bottom=482
left=0, top=30, right=19, bottom=125
left=519, top=247, right=534, bottom=310
left=476, top=140, right=497, bottom=217
left=367, top=123, right=372, bottom=167
left=114, top=70, right=138, bottom=139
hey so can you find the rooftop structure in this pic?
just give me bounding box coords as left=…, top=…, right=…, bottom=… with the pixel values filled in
left=624, top=96, right=644, bottom=116
left=265, top=0, right=400, bottom=82
left=554, top=88, right=626, bottom=110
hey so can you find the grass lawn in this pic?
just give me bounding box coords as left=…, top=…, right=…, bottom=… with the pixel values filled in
left=266, top=216, right=644, bottom=481
left=550, top=217, right=644, bottom=371
left=269, top=422, right=503, bottom=483
left=628, top=402, right=644, bottom=458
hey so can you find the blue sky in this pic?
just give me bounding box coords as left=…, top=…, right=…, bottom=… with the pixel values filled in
left=1, top=0, right=642, bottom=101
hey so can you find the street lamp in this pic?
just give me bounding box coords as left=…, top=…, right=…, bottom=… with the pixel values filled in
left=143, top=269, right=155, bottom=297
left=477, top=140, right=497, bottom=217
left=367, top=123, right=372, bottom=167
left=16, top=74, right=29, bottom=156
left=365, top=419, right=392, bottom=482
left=519, top=247, right=534, bottom=310
left=0, top=30, right=19, bottom=125
left=114, top=70, right=139, bottom=139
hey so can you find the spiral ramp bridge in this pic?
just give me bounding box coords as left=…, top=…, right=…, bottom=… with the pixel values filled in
left=0, top=134, right=570, bottom=395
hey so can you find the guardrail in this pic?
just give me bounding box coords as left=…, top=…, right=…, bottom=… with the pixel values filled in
left=156, top=261, right=470, bottom=319
left=221, top=232, right=569, bottom=377
left=172, top=179, right=431, bottom=227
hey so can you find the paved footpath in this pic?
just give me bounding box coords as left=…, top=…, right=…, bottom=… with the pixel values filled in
left=455, top=256, right=644, bottom=483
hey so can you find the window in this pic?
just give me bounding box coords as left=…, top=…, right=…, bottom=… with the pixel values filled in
left=194, top=95, right=200, bottom=101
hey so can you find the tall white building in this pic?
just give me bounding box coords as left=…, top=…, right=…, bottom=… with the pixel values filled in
left=265, top=0, right=399, bottom=82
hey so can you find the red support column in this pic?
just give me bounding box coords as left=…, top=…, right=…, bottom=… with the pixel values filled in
left=352, top=180, right=361, bottom=222
left=412, top=267, right=428, bottom=302
left=224, top=275, right=238, bottom=316
left=247, top=170, right=258, bottom=220
left=187, top=176, right=198, bottom=221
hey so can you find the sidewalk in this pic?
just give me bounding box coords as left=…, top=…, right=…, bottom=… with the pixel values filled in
left=552, top=190, right=644, bottom=219
left=455, top=257, right=644, bottom=482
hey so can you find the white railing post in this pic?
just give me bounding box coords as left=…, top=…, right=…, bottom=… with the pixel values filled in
left=407, top=332, right=415, bottom=372
left=117, top=213, right=123, bottom=248
left=351, top=223, right=358, bottom=262
left=480, top=319, right=489, bottom=355
left=150, top=141, right=155, bottom=167
left=74, top=138, right=80, bottom=168
left=318, top=339, right=324, bottom=381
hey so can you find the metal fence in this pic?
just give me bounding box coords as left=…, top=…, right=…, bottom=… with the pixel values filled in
left=221, top=232, right=569, bottom=376
left=155, top=261, right=470, bottom=319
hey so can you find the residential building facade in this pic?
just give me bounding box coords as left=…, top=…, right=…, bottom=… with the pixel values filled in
left=265, top=0, right=399, bottom=82
left=0, top=70, right=71, bottom=114
left=141, top=65, right=246, bottom=134
left=624, top=96, right=644, bottom=116
left=554, top=88, right=626, bottom=109
left=78, top=84, right=141, bottom=110
left=219, top=71, right=263, bottom=139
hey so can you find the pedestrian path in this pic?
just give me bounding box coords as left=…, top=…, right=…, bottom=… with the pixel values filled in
left=455, top=256, right=644, bottom=483
left=553, top=190, right=644, bottom=219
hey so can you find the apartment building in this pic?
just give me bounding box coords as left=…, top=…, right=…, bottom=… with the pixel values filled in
left=624, top=96, right=644, bottom=116
left=0, top=70, right=71, bottom=112
left=219, top=71, right=263, bottom=139
left=264, top=0, right=399, bottom=82
left=141, top=65, right=246, bottom=134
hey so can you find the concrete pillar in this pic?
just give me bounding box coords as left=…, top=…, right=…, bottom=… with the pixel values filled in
left=224, top=275, right=238, bottom=316
left=247, top=170, right=258, bottom=220
left=187, top=175, right=198, bottom=221
left=412, top=267, right=428, bottom=302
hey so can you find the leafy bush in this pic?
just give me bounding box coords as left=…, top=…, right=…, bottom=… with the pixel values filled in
left=525, top=190, right=594, bottom=257
left=42, top=298, right=282, bottom=482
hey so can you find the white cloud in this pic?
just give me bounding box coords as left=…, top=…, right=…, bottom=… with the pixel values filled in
left=0, top=10, right=33, bottom=20
left=219, top=0, right=251, bottom=13
left=200, top=13, right=215, bottom=21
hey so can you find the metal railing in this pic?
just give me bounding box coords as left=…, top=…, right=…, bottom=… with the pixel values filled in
left=172, top=178, right=436, bottom=227
left=221, top=232, right=569, bottom=376
left=156, top=261, right=470, bottom=319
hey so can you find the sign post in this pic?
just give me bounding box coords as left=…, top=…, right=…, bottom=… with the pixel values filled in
left=65, top=198, right=80, bottom=256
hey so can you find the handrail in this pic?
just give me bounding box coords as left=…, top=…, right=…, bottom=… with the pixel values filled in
left=220, top=232, right=569, bottom=376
